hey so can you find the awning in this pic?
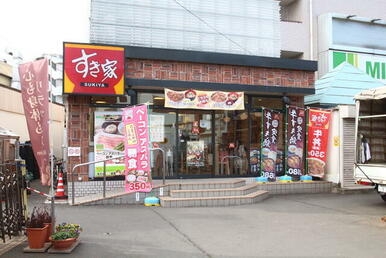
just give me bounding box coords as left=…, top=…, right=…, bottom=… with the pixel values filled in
left=354, top=85, right=386, bottom=100
left=0, top=126, right=19, bottom=139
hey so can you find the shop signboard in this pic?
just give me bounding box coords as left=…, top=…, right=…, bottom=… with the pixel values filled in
left=332, top=50, right=386, bottom=83
left=165, top=89, right=244, bottom=110
left=63, top=43, right=125, bottom=95
left=261, top=108, right=281, bottom=180
left=19, top=58, right=50, bottom=185
left=286, top=106, right=306, bottom=177
left=123, top=105, right=152, bottom=193
left=187, top=141, right=205, bottom=167
left=149, top=115, right=164, bottom=142
left=94, top=111, right=125, bottom=177
left=306, top=109, right=332, bottom=178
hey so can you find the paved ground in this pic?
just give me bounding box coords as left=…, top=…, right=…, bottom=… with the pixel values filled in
left=3, top=187, right=386, bottom=258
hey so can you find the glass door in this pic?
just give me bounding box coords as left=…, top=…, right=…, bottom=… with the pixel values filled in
left=214, top=111, right=249, bottom=176
left=177, top=110, right=213, bottom=177
left=148, top=108, right=177, bottom=178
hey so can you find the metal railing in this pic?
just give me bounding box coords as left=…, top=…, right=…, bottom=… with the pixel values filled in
left=71, top=148, right=167, bottom=205
left=220, top=156, right=241, bottom=175
left=71, top=155, right=124, bottom=205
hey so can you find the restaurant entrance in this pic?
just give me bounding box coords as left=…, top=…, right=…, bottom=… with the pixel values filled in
left=142, top=93, right=288, bottom=178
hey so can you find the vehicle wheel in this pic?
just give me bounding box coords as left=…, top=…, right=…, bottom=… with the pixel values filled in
left=381, top=194, right=386, bottom=202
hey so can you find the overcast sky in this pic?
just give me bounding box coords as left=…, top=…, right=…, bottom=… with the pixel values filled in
left=0, top=0, right=90, bottom=61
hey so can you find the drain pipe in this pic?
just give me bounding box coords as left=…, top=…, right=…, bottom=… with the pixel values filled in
left=309, top=0, right=313, bottom=60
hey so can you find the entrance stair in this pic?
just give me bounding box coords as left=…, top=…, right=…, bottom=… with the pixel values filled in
left=69, top=179, right=332, bottom=207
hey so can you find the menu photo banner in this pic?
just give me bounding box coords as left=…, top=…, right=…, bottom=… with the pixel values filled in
left=63, top=43, right=124, bottom=95
left=123, top=105, right=152, bottom=193
left=261, top=108, right=281, bottom=180
left=306, top=109, right=332, bottom=178
left=286, top=106, right=306, bottom=177
left=164, top=88, right=244, bottom=110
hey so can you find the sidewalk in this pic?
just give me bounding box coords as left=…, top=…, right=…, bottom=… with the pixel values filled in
left=2, top=191, right=386, bottom=257
left=0, top=236, right=26, bottom=256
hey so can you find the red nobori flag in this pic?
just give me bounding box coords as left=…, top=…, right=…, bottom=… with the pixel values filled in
left=306, top=109, right=332, bottom=178
left=19, top=59, right=50, bottom=185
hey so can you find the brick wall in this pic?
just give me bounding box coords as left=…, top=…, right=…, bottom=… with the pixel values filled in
left=67, top=95, right=90, bottom=181
left=127, top=59, right=315, bottom=88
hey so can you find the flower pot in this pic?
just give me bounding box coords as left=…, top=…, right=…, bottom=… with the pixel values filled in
left=26, top=225, right=48, bottom=249
left=44, top=223, right=52, bottom=242
left=49, top=237, right=77, bottom=250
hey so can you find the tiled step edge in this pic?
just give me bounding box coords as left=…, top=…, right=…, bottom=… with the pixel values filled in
left=160, top=190, right=269, bottom=208
left=254, top=181, right=333, bottom=194
left=168, top=179, right=246, bottom=190
left=71, top=185, right=166, bottom=206
left=170, top=183, right=258, bottom=198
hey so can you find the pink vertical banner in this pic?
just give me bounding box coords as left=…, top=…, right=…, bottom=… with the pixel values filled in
left=123, top=105, right=152, bottom=193
left=19, top=59, right=50, bottom=186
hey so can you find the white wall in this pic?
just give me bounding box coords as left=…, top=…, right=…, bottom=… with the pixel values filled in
left=90, top=0, right=281, bottom=57
left=325, top=109, right=340, bottom=184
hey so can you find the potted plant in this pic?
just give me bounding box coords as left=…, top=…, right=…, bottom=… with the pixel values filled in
left=49, top=223, right=82, bottom=250
left=25, top=207, right=49, bottom=249
left=41, top=208, right=52, bottom=242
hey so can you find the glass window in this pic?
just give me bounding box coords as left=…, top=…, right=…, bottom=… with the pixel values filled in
left=251, top=97, right=283, bottom=110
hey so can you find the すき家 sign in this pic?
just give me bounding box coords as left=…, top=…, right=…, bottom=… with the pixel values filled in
left=63, top=43, right=124, bottom=95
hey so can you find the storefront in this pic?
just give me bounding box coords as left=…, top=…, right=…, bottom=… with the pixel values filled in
left=64, top=43, right=317, bottom=181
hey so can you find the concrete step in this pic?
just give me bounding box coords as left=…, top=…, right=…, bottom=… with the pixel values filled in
left=170, top=183, right=258, bottom=198
left=70, top=179, right=246, bottom=205
left=160, top=190, right=269, bottom=208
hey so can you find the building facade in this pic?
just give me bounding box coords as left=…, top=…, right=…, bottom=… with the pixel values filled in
left=65, top=45, right=316, bottom=180
left=279, top=0, right=386, bottom=61
left=64, top=0, right=317, bottom=181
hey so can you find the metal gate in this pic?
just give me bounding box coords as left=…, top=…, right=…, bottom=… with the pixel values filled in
left=0, top=161, right=26, bottom=243
left=342, top=118, right=356, bottom=188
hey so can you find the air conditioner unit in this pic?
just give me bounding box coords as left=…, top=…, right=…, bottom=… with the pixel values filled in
left=116, top=95, right=131, bottom=105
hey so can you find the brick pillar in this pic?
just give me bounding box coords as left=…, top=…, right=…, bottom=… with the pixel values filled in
left=67, top=95, right=90, bottom=181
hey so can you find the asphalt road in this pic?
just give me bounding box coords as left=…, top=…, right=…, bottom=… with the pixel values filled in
left=3, top=191, right=386, bottom=258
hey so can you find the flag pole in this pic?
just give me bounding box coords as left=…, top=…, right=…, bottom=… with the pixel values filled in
left=48, top=57, right=55, bottom=234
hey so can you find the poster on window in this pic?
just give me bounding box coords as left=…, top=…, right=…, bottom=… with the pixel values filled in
left=94, top=111, right=125, bottom=177
left=123, top=105, right=152, bottom=193
left=261, top=108, right=281, bottom=180
left=286, top=106, right=306, bottom=177
left=187, top=141, right=205, bottom=167
left=149, top=115, right=164, bottom=142
left=306, top=109, right=332, bottom=178
left=250, top=149, right=260, bottom=174
left=165, top=89, right=244, bottom=110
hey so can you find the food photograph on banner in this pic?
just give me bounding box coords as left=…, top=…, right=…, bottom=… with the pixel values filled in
left=306, top=109, right=332, bottom=178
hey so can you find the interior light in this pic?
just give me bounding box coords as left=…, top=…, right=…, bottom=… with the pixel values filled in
left=95, top=100, right=108, bottom=104
left=154, top=97, right=165, bottom=100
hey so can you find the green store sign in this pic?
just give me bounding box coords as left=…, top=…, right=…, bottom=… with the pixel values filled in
left=332, top=51, right=386, bottom=82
